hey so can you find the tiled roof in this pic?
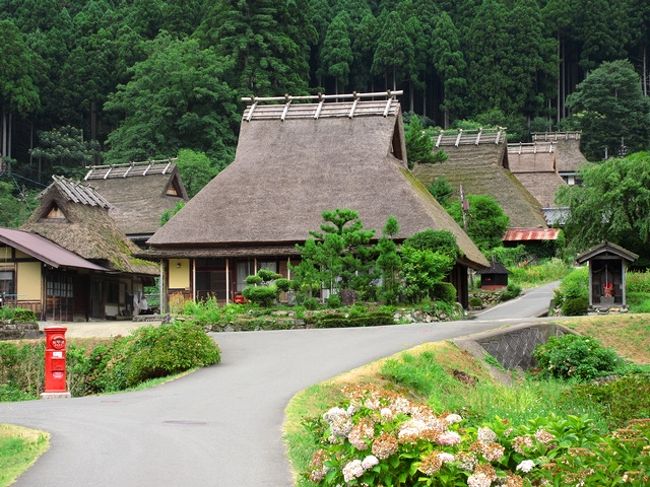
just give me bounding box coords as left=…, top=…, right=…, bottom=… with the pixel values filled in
left=44, top=176, right=111, bottom=208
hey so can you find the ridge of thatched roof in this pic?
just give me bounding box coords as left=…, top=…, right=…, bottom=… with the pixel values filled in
left=82, top=159, right=188, bottom=236
left=434, top=128, right=507, bottom=147
left=412, top=144, right=547, bottom=228
left=148, top=98, right=488, bottom=269
left=532, top=132, right=587, bottom=172
left=42, top=175, right=111, bottom=208
left=23, top=182, right=157, bottom=275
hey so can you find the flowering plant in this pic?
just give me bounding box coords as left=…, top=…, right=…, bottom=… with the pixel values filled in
left=302, top=386, right=649, bottom=486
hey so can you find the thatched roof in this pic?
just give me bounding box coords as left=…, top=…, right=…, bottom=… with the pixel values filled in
left=532, top=132, right=587, bottom=173
left=148, top=98, right=488, bottom=269
left=83, top=159, right=188, bottom=237
left=507, top=143, right=567, bottom=208
left=412, top=139, right=547, bottom=228
left=23, top=177, right=157, bottom=275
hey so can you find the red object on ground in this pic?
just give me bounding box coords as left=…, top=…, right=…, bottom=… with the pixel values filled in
left=44, top=327, right=68, bottom=393
left=233, top=294, right=246, bottom=304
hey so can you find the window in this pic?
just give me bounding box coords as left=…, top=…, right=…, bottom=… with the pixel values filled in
left=0, top=270, right=15, bottom=296
left=42, top=203, right=66, bottom=220
left=257, top=261, right=278, bottom=273
left=236, top=261, right=253, bottom=292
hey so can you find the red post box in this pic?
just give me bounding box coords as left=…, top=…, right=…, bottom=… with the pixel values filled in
left=42, top=326, right=70, bottom=399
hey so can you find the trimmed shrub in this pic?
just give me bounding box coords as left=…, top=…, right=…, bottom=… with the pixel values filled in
left=302, top=297, right=320, bottom=310
left=0, top=307, right=37, bottom=322
left=326, top=294, right=342, bottom=308
left=432, top=282, right=457, bottom=304
left=275, top=278, right=292, bottom=292
left=500, top=283, right=522, bottom=301
left=313, top=310, right=394, bottom=328
left=562, top=296, right=589, bottom=316
left=101, top=322, right=220, bottom=390
left=534, top=334, right=619, bottom=381
left=242, top=285, right=277, bottom=307
left=469, top=296, right=483, bottom=308
left=555, top=267, right=588, bottom=308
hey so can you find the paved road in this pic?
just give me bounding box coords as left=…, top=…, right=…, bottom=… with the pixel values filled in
left=474, top=281, right=559, bottom=321
left=0, top=287, right=554, bottom=487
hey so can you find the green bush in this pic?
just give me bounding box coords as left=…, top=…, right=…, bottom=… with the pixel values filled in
left=469, top=296, right=483, bottom=308
left=302, top=297, right=320, bottom=310
left=0, top=307, right=37, bottom=322
left=0, top=383, right=35, bottom=401
left=555, top=267, right=589, bottom=308
left=275, top=278, right=291, bottom=292
left=101, top=322, right=220, bottom=390
left=325, top=294, right=342, bottom=308
left=245, top=274, right=263, bottom=285
left=627, top=271, right=650, bottom=293
left=432, top=282, right=457, bottom=303
left=242, top=285, right=277, bottom=307
left=500, top=283, right=522, bottom=301
left=570, top=374, right=650, bottom=426
left=313, top=310, right=394, bottom=328
left=534, top=334, right=619, bottom=381
left=562, top=296, right=589, bottom=316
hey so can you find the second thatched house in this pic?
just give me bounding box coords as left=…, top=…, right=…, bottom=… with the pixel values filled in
left=83, top=159, right=189, bottom=247
left=145, top=93, right=489, bottom=309
left=532, top=132, right=587, bottom=185
left=0, top=176, right=158, bottom=321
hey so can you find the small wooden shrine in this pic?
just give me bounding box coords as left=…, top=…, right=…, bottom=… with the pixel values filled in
left=477, top=260, right=509, bottom=290
left=576, top=241, right=638, bottom=311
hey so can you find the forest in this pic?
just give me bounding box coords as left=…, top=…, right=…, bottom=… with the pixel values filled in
left=1, top=0, right=649, bottom=206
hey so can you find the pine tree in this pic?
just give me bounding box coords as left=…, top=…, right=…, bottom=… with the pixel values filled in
left=321, top=12, right=353, bottom=94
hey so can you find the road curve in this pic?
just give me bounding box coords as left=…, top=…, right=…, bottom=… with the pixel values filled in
left=0, top=286, right=554, bottom=487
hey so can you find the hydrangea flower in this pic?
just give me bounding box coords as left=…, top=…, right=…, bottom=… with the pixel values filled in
left=477, top=427, right=497, bottom=444
left=438, top=452, right=455, bottom=463
left=467, top=472, right=492, bottom=487
left=436, top=431, right=462, bottom=446
left=342, top=459, right=365, bottom=482
left=445, top=413, right=463, bottom=425
left=516, top=459, right=535, bottom=473
left=361, top=455, right=379, bottom=469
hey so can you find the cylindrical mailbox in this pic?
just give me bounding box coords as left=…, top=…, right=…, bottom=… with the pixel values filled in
left=44, top=326, right=68, bottom=394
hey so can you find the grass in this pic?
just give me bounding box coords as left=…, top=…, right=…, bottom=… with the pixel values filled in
left=101, top=368, right=198, bottom=395
left=282, top=341, right=607, bottom=486
left=508, top=258, right=571, bottom=289
left=0, top=424, right=49, bottom=487
left=628, top=291, right=650, bottom=313
left=563, top=314, right=650, bottom=364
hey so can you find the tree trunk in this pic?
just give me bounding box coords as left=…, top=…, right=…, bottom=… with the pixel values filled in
left=643, top=46, right=647, bottom=97
left=556, top=33, right=561, bottom=124
left=1, top=106, right=6, bottom=158
left=29, top=121, right=34, bottom=166
left=444, top=108, right=449, bottom=129
left=409, top=80, right=414, bottom=112
left=91, top=100, right=97, bottom=141
left=38, top=156, right=42, bottom=184
left=392, top=66, right=396, bottom=92
left=7, top=112, right=12, bottom=160
left=334, top=77, right=338, bottom=96
left=422, top=81, right=427, bottom=117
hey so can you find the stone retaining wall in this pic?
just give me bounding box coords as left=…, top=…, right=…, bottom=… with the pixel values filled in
left=0, top=321, right=42, bottom=340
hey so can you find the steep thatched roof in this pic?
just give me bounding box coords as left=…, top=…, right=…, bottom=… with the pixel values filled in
left=148, top=98, right=488, bottom=269
left=507, top=143, right=567, bottom=208
left=532, top=132, right=588, bottom=173
left=412, top=136, right=547, bottom=228
left=83, top=159, right=188, bottom=237
left=23, top=177, right=157, bottom=275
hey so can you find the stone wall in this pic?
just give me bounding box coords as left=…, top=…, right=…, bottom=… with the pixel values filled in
left=0, top=320, right=42, bottom=340
left=475, top=324, right=570, bottom=370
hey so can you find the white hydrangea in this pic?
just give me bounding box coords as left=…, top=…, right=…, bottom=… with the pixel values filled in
left=437, top=452, right=456, bottom=463
left=361, top=455, right=379, bottom=469
left=323, top=407, right=352, bottom=438
left=436, top=431, right=461, bottom=446
left=380, top=407, right=394, bottom=421
left=397, top=418, right=428, bottom=440
left=477, top=427, right=497, bottom=444
left=342, top=459, right=365, bottom=483
left=445, top=413, right=463, bottom=425
left=516, top=459, right=535, bottom=473
left=467, top=472, right=492, bottom=487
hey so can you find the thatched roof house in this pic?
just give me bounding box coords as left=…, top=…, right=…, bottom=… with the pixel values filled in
left=83, top=159, right=188, bottom=245
left=412, top=129, right=548, bottom=228
left=0, top=177, right=157, bottom=321
left=507, top=142, right=567, bottom=209
left=146, top=92, right=488, bottom=309
left=532, top=132, right=587, bottom=185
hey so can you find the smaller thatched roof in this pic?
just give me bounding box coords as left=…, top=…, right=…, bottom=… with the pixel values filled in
left=413, top=138, right=548, bottom=228
left=83, top=159, right=188, bottom=237
left=23, top=177, right=157, bottom=275
left=532, top=132, right=587, bottom=173
left=507, top=143, right=567, bottom=208
left=42, top=176, right=111, bottom=208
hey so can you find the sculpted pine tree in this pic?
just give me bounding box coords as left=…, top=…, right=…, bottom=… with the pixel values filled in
left=321, top=12, right=353, bottom=94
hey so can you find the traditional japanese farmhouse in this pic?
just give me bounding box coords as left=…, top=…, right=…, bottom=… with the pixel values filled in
left=0, top=176, right=157, bottom=321
left=83, top=159, right=189, bottom=247
left=507, top=141, right=568, bottom=225
left=412, top=129, right=549, bottom=229
left=532, top=132, right=587, bottom=185
left=145, top=92, right=489, bottom=309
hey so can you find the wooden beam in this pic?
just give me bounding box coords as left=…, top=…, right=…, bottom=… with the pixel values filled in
left=142, top=162, right=152, bottom=176
left=103, top=166, right=113, bottom=179
left=348, top=95, right=359, bottom=118
left=246, top=101, right=258, bottom=122
left=241, top=90, right=403, bottom=103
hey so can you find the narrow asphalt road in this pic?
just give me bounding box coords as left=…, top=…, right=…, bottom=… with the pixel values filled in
left=0, top=286, right=555, bottom=487
left=474, top=280, right=558, bottom=321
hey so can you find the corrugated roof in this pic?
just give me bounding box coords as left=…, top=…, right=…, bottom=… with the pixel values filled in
left=503, top=227, right=561, bottom=242
left=84, top=159, right=178, bottom=181
left=42, top=176, right=111, bottom=208
left=0, top=228, right=108, bottom=271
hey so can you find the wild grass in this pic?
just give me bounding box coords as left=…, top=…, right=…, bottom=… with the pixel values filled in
left=508, top=258, right=571, bottom=289
left=0, top=424, right=49, bottom=487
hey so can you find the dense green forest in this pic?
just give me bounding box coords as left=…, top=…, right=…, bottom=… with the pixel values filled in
left=1, top=0, right=649, bottom=194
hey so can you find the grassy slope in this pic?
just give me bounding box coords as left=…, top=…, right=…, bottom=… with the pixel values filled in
left=563, top=314, right=650, bottom=364
left=507, top=259, right=571, bottom=289
left=0, top=424, right=49, bottom=487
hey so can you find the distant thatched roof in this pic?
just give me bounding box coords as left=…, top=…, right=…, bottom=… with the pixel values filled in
left=83, top=159, right=188, bottom=237
left=507, top=143, right=567, bottom=208
left=148, top=97, right=488, bottom=269
left=412, top=140, right=548, bottom=228
left=532, top=132, right=587, bottom=173
left=23, top=177, right=157, bottom=275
